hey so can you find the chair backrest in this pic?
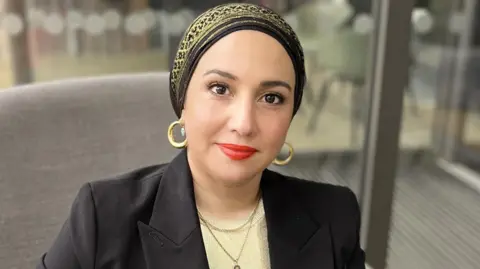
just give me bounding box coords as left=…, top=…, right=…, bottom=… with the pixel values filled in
left=0, top=72, right=179, bottom=268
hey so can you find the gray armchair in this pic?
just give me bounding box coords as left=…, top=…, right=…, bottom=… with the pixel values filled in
left=0, top=73, right=179, bottom=268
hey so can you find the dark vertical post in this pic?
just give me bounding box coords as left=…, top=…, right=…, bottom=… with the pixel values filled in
left=6, top=0, right=34, bottom=85
left=358, top=0, right=414, bottom=268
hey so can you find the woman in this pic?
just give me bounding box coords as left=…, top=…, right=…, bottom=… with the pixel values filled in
left=37, top=3, right=365, bottom=269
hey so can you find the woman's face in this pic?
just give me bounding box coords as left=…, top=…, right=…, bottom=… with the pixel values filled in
left=182, top=30, right=296, bottom=185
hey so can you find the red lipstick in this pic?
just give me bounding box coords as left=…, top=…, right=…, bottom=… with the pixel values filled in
left=217, top=143, right=257, bottom=160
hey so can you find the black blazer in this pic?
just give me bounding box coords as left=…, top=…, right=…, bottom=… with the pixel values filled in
left=37, top=150, right=365, bottom=269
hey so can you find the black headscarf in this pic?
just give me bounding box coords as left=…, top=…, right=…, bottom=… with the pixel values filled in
left=169, top=3, right=306, bottom=118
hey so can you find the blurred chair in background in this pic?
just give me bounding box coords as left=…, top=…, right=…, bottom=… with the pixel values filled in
left=0, top=72, right=178, bottom=269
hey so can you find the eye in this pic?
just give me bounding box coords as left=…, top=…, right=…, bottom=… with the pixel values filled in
left=209, top=83, right=229, bottom=95
left=262, top=93, right=284, bottom=104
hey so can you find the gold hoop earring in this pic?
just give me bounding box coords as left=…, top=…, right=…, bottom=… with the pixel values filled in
left=273, top=142, right=294, bottom=166
left=167, top=120, right=187, bottom=148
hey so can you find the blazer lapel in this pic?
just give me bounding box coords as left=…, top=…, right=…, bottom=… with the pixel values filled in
left=137, top=150, right=209, bottom=269
left=262, top=170, right=336, bottom=269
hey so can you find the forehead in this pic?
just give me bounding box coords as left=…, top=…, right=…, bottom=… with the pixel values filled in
left=194, top=30, right=295, bottom=82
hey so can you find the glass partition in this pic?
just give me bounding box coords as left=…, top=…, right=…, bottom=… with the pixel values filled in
left=387, top=0, right=480, bottom=268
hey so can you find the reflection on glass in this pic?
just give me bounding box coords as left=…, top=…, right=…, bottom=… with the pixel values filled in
left=388, top=0, right=480, bottom=268
left=273, top=0, right=372, bottom=198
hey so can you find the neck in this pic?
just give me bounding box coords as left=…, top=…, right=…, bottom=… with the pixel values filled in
left=188, top=156, right=261, bottom=220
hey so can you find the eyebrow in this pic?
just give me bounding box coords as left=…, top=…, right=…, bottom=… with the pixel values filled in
left=260, top=80, right=292, bottom=91
left=204, top=69, right=238, bottom=80
left=204, top=69, right=292, bottom=91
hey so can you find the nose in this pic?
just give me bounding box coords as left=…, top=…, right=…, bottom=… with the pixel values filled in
left=228, top=97, right=257, bottom=137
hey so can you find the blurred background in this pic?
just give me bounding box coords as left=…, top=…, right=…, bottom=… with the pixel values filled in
left=1, top=0, right=480, bottom=268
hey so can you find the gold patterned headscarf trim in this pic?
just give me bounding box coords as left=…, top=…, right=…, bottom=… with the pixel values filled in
left=169, top=3, right=306, bottom=118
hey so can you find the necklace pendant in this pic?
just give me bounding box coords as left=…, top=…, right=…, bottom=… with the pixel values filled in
left=234, top=265, right=241, bottom=269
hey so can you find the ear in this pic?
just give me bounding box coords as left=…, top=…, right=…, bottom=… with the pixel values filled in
left=179, top=109, right=185, bottom=122
left=178, top=109, right=187, bottom=126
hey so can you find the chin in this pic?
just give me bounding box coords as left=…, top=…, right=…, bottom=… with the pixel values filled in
left=212, top=160, right=263, bottom=186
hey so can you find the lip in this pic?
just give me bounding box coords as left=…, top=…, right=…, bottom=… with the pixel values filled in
left=217, top=143, right=257, bottom=161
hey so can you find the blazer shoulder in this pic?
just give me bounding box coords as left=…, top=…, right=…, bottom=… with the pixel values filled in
left=83, top=164, right=169, bottom=224
left=273, top=170, right=357, bottom=203
left=41, top=164, right=170, bottom=269
left=270, top=170, right=360, bottom=221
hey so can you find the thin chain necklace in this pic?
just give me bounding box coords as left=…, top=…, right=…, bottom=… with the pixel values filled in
left=199, top=197, right=261, bottom=233
left=198, top=197, right=261, bottom=269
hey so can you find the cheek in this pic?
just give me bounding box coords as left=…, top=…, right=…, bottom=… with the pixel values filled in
left=183, top=92, right=224, bottom=145
left=258, top=111, right=291, bottom=151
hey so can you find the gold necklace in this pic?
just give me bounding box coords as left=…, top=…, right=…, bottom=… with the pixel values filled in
left=199, top=197, right=261, bottom=233
left=198, top=197, right=261, bottom=269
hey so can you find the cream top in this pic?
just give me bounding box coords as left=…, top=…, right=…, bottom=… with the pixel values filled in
left=199, top=200, right=271, bottom=269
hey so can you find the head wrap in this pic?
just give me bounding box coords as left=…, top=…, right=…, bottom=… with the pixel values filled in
left=169, top=3, right=306, bottom=118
